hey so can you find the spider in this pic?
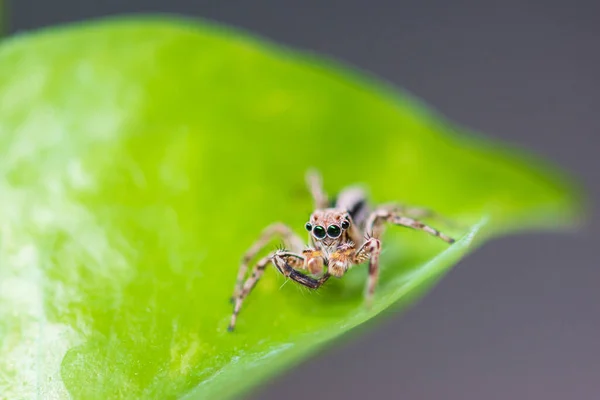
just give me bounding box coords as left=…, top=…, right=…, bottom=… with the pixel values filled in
left=228, top=170, right=455, bottom=331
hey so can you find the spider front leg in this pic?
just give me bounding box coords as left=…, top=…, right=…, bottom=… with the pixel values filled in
left=228, top=251, right=329, bottom=331
left=232, top=222, right=304, bottom=301
left=354, top=207, right=455, bottom=306
left=353, top=237, right=382, bottom=306
left=272, top=251, right=330, bottom=289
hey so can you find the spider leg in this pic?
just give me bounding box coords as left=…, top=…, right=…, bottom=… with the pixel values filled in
left=232, top=222, right=304, bottom=301
left=365, top=208, right=455, bottom=244
left=306, top=169, right=329, bottom=209
left=353, top=237, right=382, bottom=306
left=377, top=202, right=456, bottom=228
left=273, top=251, right=330, bottom=289
left=350, top=207, right=453, bottom=307
left=228, top=251, right=330, bottom=331
left=229, top=254, right=272, bottom=331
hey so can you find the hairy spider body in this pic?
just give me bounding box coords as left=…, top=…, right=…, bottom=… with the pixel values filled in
left=228, top=170, right=455, bottom=331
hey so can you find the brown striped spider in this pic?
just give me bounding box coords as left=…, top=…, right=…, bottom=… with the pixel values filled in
left=228, top=170, right=455, bottom=331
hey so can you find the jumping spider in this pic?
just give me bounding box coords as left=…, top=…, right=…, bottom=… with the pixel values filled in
left=228, top=170, right=455, bottom=331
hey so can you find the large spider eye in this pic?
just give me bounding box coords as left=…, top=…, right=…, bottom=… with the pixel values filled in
left=327, top=225, right=341, bottom=238
left=305, top=222, right=312, bottom=231
left=341, top=220, right=350, bottom=229
left=312, top=225, right=326, bottom=239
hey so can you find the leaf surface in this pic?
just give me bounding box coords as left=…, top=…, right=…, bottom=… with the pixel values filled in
left=0, top=17, right=580, bottom=399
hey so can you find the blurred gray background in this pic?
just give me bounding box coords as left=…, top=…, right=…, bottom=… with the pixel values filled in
left=8, top=1, right=599, bottom=399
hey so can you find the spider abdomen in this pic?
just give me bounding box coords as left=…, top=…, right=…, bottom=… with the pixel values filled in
left=334, top=186, right=369, bottom=230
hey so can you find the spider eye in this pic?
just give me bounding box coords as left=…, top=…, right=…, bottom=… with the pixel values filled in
left=327, top=225, right=341, bottom=238
left=305, top=222, right=312, bottom=231
left=312, top=225, right=326, bottom=239
left=341, top=220, right=350, bottom=229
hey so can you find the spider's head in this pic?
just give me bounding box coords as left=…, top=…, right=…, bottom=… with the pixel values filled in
left=305, top=208, right=352, bottom=248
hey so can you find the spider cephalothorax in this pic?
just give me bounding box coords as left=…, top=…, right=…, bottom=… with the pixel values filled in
left=228, top=170, right=455, bottom=331
left=306, top=208, right=352, bottom=247
left=303, top=208, right=356, bottom=277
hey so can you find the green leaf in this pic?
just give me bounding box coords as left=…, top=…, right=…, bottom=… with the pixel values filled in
left=0, top=16, right=581, bottom=399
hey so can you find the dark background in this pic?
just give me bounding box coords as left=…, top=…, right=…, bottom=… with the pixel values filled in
left=8, top=1, right=599, bottom=399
